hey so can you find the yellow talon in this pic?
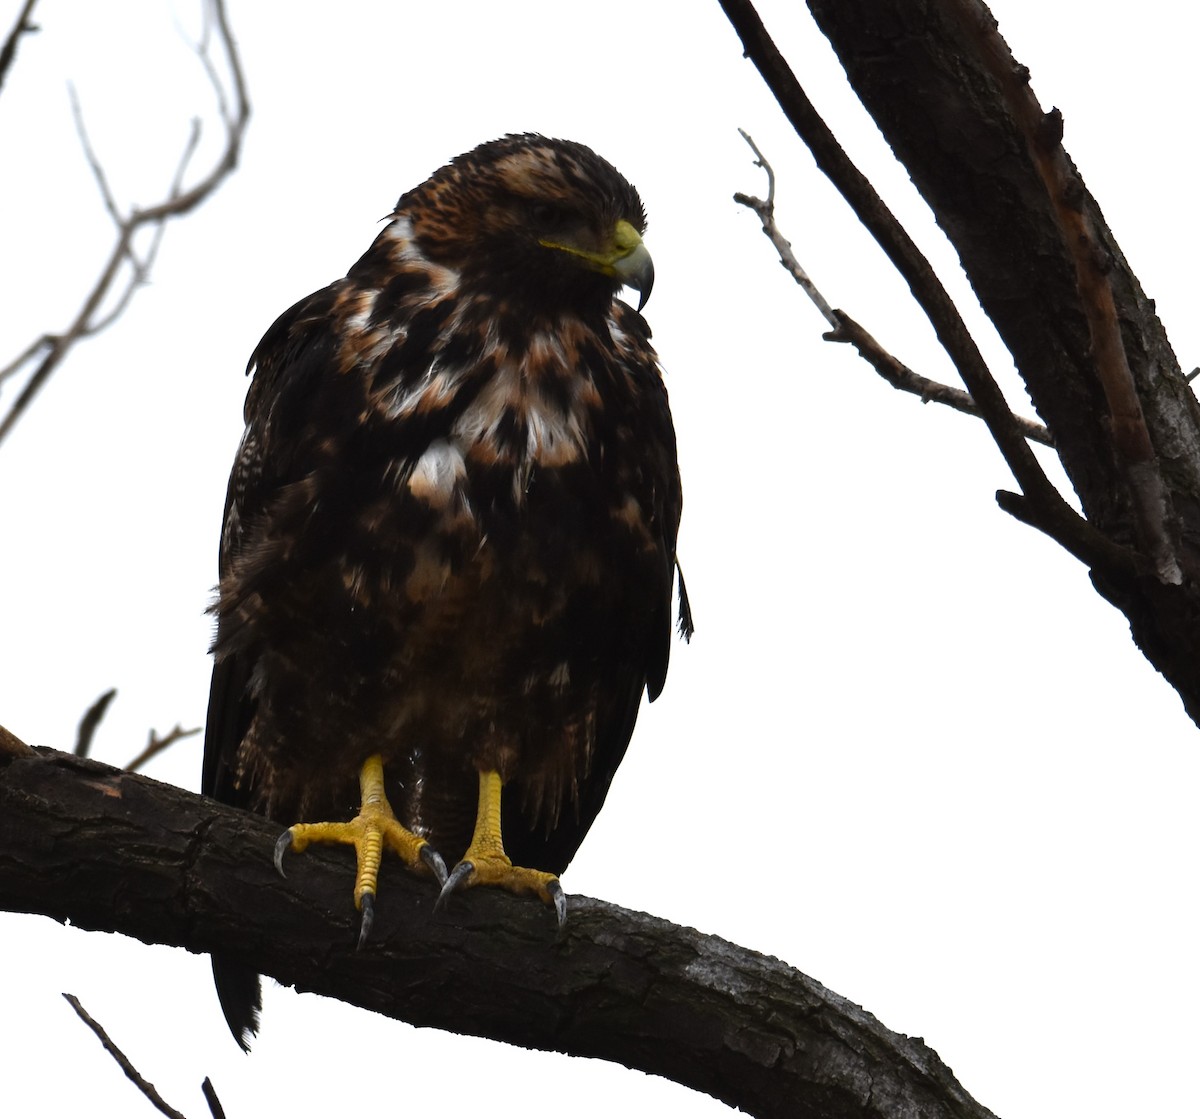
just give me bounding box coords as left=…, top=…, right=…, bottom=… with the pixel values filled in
left=439, top=770, right=564, bottom=919
left=277, top=754, right=437, bottom=914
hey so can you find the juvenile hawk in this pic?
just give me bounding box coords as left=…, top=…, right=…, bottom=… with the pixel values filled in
left=202, top=134, right=690, bottom=1049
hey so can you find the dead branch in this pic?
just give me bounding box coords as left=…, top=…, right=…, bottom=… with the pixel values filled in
left=734, top=130, right=837, bottom=325
left=0, top=722, right=33, bottom=759
left=829, top=313, right=1054, bottom=446
left=200, top=1079, right=226, bottom=1119
left=63, top=993, right=196, bottom=1119
left=124, top=723, right=201, bottom=774
left=0, top=0, right=38, bottom=94
left=718, top=0, right=1139, bottom=584
left=0, top=0, right=249, bottom=447
left=733, top=132, right=1053, bottom=447
left=74, top=688, right=117, bottom=758
left=1, top=747, right=997, bottom=1119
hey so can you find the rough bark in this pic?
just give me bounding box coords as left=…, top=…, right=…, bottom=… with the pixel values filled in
left=727, top=0, right=1200, bottom=724
left=811, top=0, right=1200, bottom=717
left=0, top=745, right=996, bottom=1119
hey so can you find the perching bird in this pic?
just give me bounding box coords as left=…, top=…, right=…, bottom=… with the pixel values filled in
left=202, top=134, right=690, bottom=1050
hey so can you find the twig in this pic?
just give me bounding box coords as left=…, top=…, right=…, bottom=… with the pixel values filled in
left=200, top=1078, right=226, bottom=1119
left=75, top=688, right=117, bottom=757
left=733, top=133, right=1054, bottom=446
left=68, top=83, right=124, bottom=228
left=62, top=994, right=190, bottom=1119
left=124, top=724, right=201, bottom=773
left=829, top=312, right=1054, bottom=446
left=0, top=0, right=249, bottom=448
left=734, top=130, right=836, bottom=325
left=0, top=722, right=33, bottom=759
left=719, top=0, right=1138, bottom=582
left=0, top=0, right=38, bottom=94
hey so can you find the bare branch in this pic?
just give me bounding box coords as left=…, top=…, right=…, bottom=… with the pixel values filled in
left=62, top=994, right=191, bottom=1119
left=0, top=722, right=33, bottom=759
left=2, top=748, right=999, bottom=1119
left=733, top=133, right=1054, bottom=447
left=200, top=1079, right=227, bottom=1119
left=0, top=0, right=249, bottom=448
left=85, top=119, right=204, bottom=337
left=734, top=130, right=836, bottom=326
left=67, top=83, right=125, bottom=229
left=719, top=0, right=1138, bottom=582
left=829, top=313, right=1055, bottom=446
left=0, top=0, right=38, bottom=94
left=74, top=688, right=117, bottom=758
left=124, top=723, right=201, bottom=774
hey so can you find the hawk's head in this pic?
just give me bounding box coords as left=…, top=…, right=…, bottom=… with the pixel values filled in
left=394, top=134, right=653, bottom=313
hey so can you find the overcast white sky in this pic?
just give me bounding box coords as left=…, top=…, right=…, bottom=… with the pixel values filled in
left=2, top=1, right=1198, bottom=1116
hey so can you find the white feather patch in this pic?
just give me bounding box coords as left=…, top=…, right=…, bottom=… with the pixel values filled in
left=406, top=438, right=466, bottom=502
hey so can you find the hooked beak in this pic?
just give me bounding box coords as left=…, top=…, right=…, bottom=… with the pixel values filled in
left=609, top=221, right=654, bottom=310
left=539, top=218, right=655, bottom=310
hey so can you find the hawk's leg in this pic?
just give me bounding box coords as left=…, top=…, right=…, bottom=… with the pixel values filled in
left=273, top=753, right=447, bottom=946
left=437, top=770, right=567, bottom=925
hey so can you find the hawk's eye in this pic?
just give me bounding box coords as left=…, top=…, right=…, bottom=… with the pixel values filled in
left=528, top=201, right=572, bottom=231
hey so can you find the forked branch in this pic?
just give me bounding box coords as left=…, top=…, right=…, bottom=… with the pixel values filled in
left=718, top=0, right=1139, bottom=583
left=734, top=132, right=1053, bottom=446
left=0, top=0, right=249, bottom=447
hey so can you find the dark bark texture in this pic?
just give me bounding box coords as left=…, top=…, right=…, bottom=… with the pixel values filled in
left=0, top=745, right=996, bottom=1119
left=797, top=0, right=1200, bottom=723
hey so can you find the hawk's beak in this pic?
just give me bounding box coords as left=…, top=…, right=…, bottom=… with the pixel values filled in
left=610, top=221, right=654, bottom=310
left=539, top=218, right=655, bottom=310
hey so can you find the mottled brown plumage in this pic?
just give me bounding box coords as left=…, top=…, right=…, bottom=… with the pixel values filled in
left=202, top=134, right=689, bottom=1048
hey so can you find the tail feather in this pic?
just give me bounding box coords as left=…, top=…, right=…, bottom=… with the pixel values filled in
left=212, top=955, right=262, bottom=1052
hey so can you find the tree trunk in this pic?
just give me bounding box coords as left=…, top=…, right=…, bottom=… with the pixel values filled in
left=812, top=0, right=1200, bottom=720
left=728, top=0, right=1200, bottom=725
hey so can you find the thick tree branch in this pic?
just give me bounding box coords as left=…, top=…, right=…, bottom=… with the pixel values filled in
left=717, top=0, right=1136, bottom=588
left=717, top=0, right=1200, bottom=725
left=0, top=746, right=997, bottom=1119
left=787, top=0, right=1200, bottom=725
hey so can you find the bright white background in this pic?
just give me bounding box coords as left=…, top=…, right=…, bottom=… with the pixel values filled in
left=2, top=1, right=1197, bottom=1116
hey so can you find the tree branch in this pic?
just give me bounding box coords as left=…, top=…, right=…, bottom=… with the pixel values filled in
left=717, top=0, right=1139, bottom=587
left=0, top=745, right=997, bottom=1119
left=63, top=994, right=192, bottom=1119
left=0, top=0, right=249, bottom=447
left=74, top=688, right=117, bottom=758
left=788, top=0, right=1200, bottom=725
left=0, top=0, right=38, bottom=95
left=124, top=723, right=201, bottom=774
left=829, top=312, right=1054, bottom=447
left=733, top=132, right=1053, bottom=447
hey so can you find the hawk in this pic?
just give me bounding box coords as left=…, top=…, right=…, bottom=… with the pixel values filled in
left=202, top=134, right=690, bottom=1049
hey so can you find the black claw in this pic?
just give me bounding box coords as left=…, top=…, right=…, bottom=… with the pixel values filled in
left=273, top=830, right=293, bottom=877
left=435, top=860, right=474, bottom=911
left=358, top=892, right=375, bottom=949
left=548, top=879, right=567, bottom=928
left=421, top=844, right=448, bottom=887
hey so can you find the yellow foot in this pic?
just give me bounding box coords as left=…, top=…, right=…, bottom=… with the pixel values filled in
left=273, top=754, right=447, bottom=946
left=436, top=770, right=567, bottom=926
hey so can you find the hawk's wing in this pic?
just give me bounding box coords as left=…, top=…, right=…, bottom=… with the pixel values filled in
left=202, top=282, right=349, bottom=807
